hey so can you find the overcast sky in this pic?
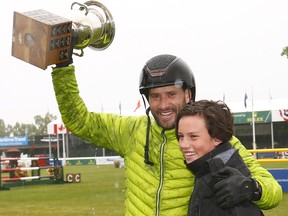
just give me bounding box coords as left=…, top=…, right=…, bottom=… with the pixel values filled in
left=1, top=0, right=288, bottom=125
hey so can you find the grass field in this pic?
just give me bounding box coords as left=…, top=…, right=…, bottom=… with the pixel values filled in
left=0, top=163, right=287, bottom=216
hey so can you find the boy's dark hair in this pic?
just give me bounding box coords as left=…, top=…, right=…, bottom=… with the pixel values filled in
left=175, top=100, right=234, bottom=142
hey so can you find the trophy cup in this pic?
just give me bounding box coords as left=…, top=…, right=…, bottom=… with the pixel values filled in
left=11, top=1, right=115, bottom=70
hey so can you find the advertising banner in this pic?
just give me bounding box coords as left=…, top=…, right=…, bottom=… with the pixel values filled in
left=0, top=136, right=28, bottom=147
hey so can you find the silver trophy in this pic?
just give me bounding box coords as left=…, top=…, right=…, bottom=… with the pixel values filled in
left=11, top=0, right=115, bottom=69
left=69, top=1, right=115, bottom=56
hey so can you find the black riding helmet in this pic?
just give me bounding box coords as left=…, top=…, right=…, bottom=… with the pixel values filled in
left=139, top=54, right=196, bottom=102
left=139, top=54, right=196, bottom=165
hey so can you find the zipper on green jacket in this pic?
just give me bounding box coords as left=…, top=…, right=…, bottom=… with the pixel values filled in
left=156, top=130, right=167, bottom=216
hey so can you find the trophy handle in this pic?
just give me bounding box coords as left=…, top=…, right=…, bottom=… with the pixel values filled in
left=71, top=2, right=89, bottom=15
left=70, top=0, right=115, bottom=57
left=84, top=1, right=115, bottom=49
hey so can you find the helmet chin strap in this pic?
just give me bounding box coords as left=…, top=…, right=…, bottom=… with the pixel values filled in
left=141, top=95, right=154, bottom=165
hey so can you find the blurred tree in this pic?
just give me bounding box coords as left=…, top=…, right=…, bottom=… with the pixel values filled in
left=12, top=122, right=22, bottom=136
left=0, top=119, right=7, bottom=136
left=0, top=112, right=57, bottom=136
left=11, top=122, right=37, bottom=136
left=281, top=46, right=288, bottom=58
left=5, top=124, right=13, bottom=136
left=34, top=112, right=57, bottom=135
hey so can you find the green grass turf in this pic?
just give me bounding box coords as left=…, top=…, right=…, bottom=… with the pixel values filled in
left=0, top=165, right=125, bottom=216
left=0, top=163, right=287, bottom=216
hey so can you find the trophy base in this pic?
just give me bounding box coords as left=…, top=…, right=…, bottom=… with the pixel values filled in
left=12, top=9, right=72, bottom=70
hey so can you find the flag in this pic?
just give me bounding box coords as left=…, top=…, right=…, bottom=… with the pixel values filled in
left=279, top=109, right=288, bottom=122
left=244, top=93, right=248, bottom=108
left=134, top=99, right=141, bottom=112
left=53, top=123, right=70, bottom=134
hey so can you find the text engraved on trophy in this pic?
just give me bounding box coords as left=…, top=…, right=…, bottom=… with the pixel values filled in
left=12, top=10, right=72, bottom=69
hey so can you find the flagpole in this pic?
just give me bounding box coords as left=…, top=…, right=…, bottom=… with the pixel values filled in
left=251, top=87, right=257, bottom=150
left=62, top=130, right=66, bottom=166
left=119, top=101, right=122, bottom=115
left=57, top=133, right=60, bottom=159
left=268, top=89, right=274, bottom=148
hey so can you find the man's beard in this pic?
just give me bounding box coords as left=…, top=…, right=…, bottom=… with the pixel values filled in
left=150, top=96, right=188, bottom=130
left=153, top=109, right=177, bottom=130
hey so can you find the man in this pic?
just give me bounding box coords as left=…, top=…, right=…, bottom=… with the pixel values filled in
left=51, top=54, right=282, bottom=215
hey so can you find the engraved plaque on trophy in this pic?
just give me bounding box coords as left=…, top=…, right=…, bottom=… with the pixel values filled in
left=12, top=9, right=73, bottom=69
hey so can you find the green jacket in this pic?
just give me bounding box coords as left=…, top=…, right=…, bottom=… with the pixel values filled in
left=52, top=66, right=282, bottom=216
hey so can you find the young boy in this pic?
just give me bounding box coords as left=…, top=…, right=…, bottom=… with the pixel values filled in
left=176, top=100, right=264, bottom=216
